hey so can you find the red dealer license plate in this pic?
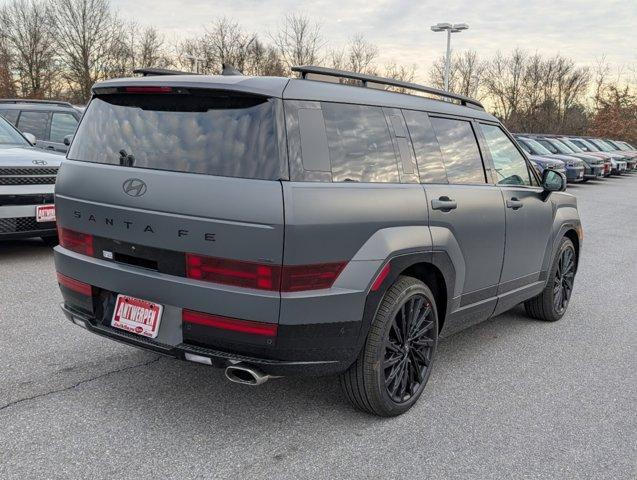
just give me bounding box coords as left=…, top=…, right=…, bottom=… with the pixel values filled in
left=36, top=204, right=56, bottom=223
left=111, top=295, right=163, bottom=338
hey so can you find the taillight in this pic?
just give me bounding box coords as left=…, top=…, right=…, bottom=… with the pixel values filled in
left=186, top=254, right=281, bottom=291
left=280, top=262, right=347, bottom=292
left=182, top=309, right=277, bottom=337
left=185, top=254, right=346, bottom=292
left=58, top=227, right=94, bottom=256
left=57, top=272, right=93, bottom=296
left=124, top=86, right=173, bottom=94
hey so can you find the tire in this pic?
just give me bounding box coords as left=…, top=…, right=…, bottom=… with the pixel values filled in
left=340, top=276, right=438, bottom=417
left=524, top=237, right=576, bottom=322
left=41, top=235, right=58, bottom=247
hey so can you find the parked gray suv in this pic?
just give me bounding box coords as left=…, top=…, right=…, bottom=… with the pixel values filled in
left=54, top=66, right=581, bottom=416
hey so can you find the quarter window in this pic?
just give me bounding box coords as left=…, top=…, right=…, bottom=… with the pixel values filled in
left=430, top=117, right=485, bottom=184
left=50, top=113, right=79, bottom=143
left=0, top=109, right=19, bottom=125
left=480, top=124, right=531, bottom=186
left=17, top=111, right=49, bottom=140
left=322, top=102, right=399, bottom=183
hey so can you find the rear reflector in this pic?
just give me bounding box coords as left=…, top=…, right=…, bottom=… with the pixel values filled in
left=182, top=309, right=278, bottom=337
left=124, top=86, right=173, bottom=94
left=58, top=227, right=94, bottom=257
left=186, top=253, right=346, bottom=292
left=371, top=263, right=391, bottom=292
left=57, top=272, right=93, bottom=296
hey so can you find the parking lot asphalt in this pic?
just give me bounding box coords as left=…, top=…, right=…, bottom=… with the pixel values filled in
left=1, top=175, right=636, bottom=480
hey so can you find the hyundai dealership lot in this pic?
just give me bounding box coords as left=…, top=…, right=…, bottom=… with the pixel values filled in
left=1, top=174, right=635, bottom=479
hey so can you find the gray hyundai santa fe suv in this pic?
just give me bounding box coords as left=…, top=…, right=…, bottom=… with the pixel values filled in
left=54, top=66, right=581, bottom=416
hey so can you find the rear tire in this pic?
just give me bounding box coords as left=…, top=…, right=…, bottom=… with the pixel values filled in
left=340, top=276, right=438, bottom=417
left=524, top=237, right=576, bottom=322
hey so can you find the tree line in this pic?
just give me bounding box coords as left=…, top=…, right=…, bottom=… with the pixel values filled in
left=1, top=0, right=635, bottom=142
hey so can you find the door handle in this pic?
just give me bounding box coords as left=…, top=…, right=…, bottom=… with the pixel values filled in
left=45, top=146, right=55, bottom=150
left=431, top=196, right=457, bottom=212
left=506, top=198, right=524, bottom=210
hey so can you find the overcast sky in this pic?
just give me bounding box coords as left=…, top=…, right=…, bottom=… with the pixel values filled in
left=112, top=0, right=636, bottom=80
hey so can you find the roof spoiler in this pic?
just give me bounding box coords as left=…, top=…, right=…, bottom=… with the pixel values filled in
left=291, top=65, right=484, bottom=110
left=133, top=68, right=199, bottom=77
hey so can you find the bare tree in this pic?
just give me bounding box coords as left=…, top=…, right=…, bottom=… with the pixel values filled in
left=347, top=34, right=378, bottom=74
left=0, top=0, right=57, bottom=98
left=49, top=0, right=119, bottom=103
left=270, top=13, right=324, bottom=72
left=0, top=43, right=17, bottom=97
left=138, top=27, right=169, bottom=68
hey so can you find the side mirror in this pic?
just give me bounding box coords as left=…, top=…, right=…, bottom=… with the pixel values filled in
left=22, top=132, right=36, bottom=145
left=63, top=134, right=73, bottom=146
left=542, top=169, right=567, bottom=192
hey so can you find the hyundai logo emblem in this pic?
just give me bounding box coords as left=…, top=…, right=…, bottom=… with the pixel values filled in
left=32, top=159, right=47, bottom=165
left=122, top=178, right=147, bottom=197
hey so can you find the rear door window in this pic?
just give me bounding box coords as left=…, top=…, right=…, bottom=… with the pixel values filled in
left=321, top=102, right=399, bottom=183
left=403, top=110, right=448, bottom=183
left=17, top=111, right=50, bottom=140
left=430, top=117, right=486, bottom=184
left=50, top=112, right=79, bottom=143
left=480, top=124, right=532, bottom=186
left=68, top=92, right=282, bottom=180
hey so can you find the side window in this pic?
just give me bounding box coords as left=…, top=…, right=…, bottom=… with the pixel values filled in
left=430, top=117, right=486, bottom=184
left=480, top=124, right=531, bottom=186
left=322, top=102, right=399, bottom=183
left=0, top=109, right=19, bottom=125
left=403, top=110, right=448, bottom=183
left=50, top=113, right=79, bottom=143
left=16, top=111, right=49, bottom=140
left=536, top=139, right=558, bottom=154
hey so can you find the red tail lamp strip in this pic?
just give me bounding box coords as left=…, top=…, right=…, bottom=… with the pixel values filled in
left=58, top=227, right=94, bottom=257
left=57, top=272, right=93, bottom=296
left=124, top=86, right=173, bottom=94
left=371, top=263, right=391, bottom=292
left=182, top=310, right=278, bottom=337
left=186, top=253, right=347, bottom=292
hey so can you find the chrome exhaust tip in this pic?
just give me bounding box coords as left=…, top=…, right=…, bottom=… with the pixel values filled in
left=225, top=364, right=272, bottom=386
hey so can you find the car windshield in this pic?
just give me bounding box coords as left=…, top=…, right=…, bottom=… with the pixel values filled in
left=590, top=139, right=612, bottom=152
left=0, top=116, right=29, bottom=146
left=521, top=138, right=552, bottom=155
left=575, top=139, right=600, bottom=151
left=621, top=141, right=635, bottom=149
left=560, top=138, right=584, bottom=152
left=599, top=140, right=619, bottom=151
left=545, top=139, right=573, bottom=154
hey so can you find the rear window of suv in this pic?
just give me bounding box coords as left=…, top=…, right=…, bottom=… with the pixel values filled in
left=68, top=91, right=281, bottom=180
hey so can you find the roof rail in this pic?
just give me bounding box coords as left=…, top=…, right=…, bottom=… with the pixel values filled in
left=0, top=98, right=73, bottom=107
left=291, top=65, right=484, bottom=110
left=133, top=68, right=199, bottom=77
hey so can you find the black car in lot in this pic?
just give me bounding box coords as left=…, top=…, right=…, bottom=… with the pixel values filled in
left=0, top=99, right=82, bottom=153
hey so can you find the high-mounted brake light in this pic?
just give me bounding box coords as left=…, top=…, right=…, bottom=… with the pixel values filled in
left=182, top=310, right=278, bottom=337
left=58, top=227, right=94, bottom=257
left=185, top=254, right=346, bottom=292
left=123, top=86, right=173, bottom=94
left=57, top=272, right=93, bottom=296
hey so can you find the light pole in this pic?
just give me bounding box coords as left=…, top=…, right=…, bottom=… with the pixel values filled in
left=430, top=22, right=469, bottom=91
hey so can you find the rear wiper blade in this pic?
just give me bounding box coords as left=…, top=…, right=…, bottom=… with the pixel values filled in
left=119, top=149, right=135, bottom=167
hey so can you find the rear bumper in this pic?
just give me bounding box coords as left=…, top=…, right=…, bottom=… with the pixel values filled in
left=61, top=303, right=346, bottom=376
left=54, top=246, right=365, bottom=376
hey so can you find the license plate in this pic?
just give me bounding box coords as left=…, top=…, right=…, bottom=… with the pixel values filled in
left=36, top=204, right=56, bottom=223
left=111, top=294, right=163, bottom=338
